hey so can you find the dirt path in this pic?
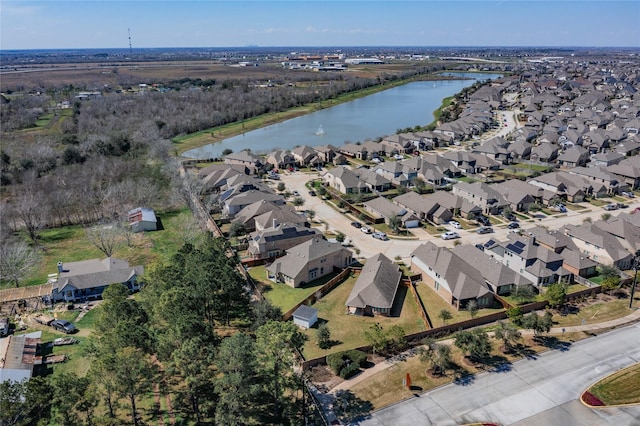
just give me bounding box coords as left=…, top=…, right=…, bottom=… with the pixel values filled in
left=153, top=383, right=166, bottom=426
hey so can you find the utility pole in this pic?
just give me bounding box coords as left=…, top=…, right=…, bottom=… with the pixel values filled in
left=128, top=28, right=133, bottom=57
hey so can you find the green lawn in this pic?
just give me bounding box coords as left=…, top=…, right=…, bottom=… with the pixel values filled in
left=301, top=276, right=425, bottom=360
left=11, top=207, right=197, bottom=289
left=414, top=280, right=504, bottom=326
left=589, top=363, right=640, bottom=405
left=551, top=299, right=632, bottom=327
left=248, top=265, right=337, bottom=312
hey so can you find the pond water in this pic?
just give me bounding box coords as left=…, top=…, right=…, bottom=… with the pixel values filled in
left=183, top=72, right=503, bottom=159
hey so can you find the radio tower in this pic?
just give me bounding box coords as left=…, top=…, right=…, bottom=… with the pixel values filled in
left=128, top=28, right=133, bottom=57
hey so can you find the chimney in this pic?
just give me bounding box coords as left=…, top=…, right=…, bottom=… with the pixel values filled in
left=273, top=218, right=279, bottom=228
left=57, top=261, right=63, bottom=274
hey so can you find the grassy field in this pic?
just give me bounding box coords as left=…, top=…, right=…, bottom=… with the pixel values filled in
left=589, top=363, right=640, bottom=405
left=551, top=298, right=632, bottom=327
left=12, top=207, right=197, bottom=289
left=301, top=276, right=425, bottom=360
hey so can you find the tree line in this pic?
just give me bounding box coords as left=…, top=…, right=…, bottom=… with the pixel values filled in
left=0, top=237, right=317, bottom=426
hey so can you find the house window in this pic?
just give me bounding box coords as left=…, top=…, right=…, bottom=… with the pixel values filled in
left=435, top=281, right=440, bottom=290
left=309, top=268, right=318, bottom=280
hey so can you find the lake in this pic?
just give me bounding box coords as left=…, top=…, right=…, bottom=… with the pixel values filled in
left=183, top=72, right=503, bottom=159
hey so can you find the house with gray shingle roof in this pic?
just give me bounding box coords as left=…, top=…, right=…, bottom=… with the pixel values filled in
left=346, top=253, right=402, bottom=316
left=266, top=238, right=353, bottom=288
left=564, top=223, right=634, bottom=270
left=322, top=166, right=366, bottom=194
left=557, top=146, right=590, bottom=167
left=52, top=257, right=144, bottom=302
left=362, top=197, right=420, bottom=228
left=247, top=223, right=319, bottom=260
left=452, top=181, right=509, bottom=215
left=410, top=242, right=495, bottom=310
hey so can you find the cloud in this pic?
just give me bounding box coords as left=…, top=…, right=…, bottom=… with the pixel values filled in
left=0, top=3, right=40, bottom=16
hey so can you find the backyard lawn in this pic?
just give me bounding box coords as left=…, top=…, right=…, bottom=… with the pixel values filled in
left=551, top=298, right=632, bottom=327
left=13, top=206, right=197, bottom=289
left=414, top=281, right=504, bottom=326
left=248, top=265, right=338, bottom=312
left=301, top=275, right=425, bottom=360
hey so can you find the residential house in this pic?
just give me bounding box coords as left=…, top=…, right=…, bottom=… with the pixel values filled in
left=473, top=137, right=512, bottom=164
left=373, top=162, right=417, bottom=187
left=530, top=143, right=560, bottom=163
left=247, top=223, right=319, bottom=260
left=355, top=168, right=393, bottom=192
left=52, top=257, right=144, bottom=302
left=564, top=223, right=633, bottom=269
left=221, top=188, right=286, bottom=216
left=340, top=143, right=368, bottom=160
left=590, top=152, right=624, bottom=168
left=322, top=166, right=366, bottom=194
left=380, top=134, right=416, bottom=154
left=492, top=179, right=542, bottom=211
left=127, top=207, right=158, bottom=233
left=609, top=155, right=640, bottom=189
left=362, top=197, right=420, bottom=228
left=200, top=167, right=246, bottom=195
left=410, top=242, right=496, bottom=310
left=452, top=181, right=509, bottom=215
left=265, top=150, right=296, bottom=170
left=568, top=166, right=629, bottom=195
left=345, top=253, right=402, bottom=316
left=266, top=238, right=353, bottom=288
left=253, top=208, right=308, bottom=232
left=224, top=151, right=264, bottom=170
left=508, top=140, right=532, bottom=160
left=313, top=144, right=339, bottom=164
left=484, top=234, right=572, bottom=286
left=528, top=171, right=596, bottom=202
left=232, top=200, right=284, bottom=232
left=593, top=213, right=640, bottom=253
left=292, top=145, right=322, bottom=168
left=557, top=146, right=590, bottom=168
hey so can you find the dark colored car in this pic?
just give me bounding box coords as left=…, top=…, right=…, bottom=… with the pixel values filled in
left=508, top=222, right=520, bottom=229
left=51, top=319, right=77, bottom=334
left=504, top=213, right=517, bottom=221
left=308, top=190, right=316, bottom=196
left=476, top=226, right=493, bottom=234
left=477, top=216, right=491, bottom=226
left=350, top=221, right=362, bottom=229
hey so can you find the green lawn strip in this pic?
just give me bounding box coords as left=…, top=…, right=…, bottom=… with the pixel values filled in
left=74, top=308, right=99, bottom=329
left=301, top=276, right=425, bottom=360
left=551, top=299, right=632, bottom=328
left=414, top=281, right=504, bottom=326
left=589, top=363, right=640, bottom=405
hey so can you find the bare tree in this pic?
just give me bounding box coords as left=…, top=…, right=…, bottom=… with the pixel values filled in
left=13, top=176, right=45, bottom=243
left=85, top=224, right=121, bottom=257
left=0, top=239, right=40, bottom=287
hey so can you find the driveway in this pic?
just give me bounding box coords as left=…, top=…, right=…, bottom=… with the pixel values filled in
left=360, top=322, right=640, bottom=426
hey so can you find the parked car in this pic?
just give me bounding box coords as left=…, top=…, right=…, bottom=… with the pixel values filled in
left=441, top=231, right=460, bottom=240
left=308, top=190, right=316, bottom=196
left=504, top=213, right=517, bottom=221
left=508, top=222, right=520, bottom=229
left=617, top=202, right=627, bottom=209
left=360, top=226, right=373, bottom=234
left=476, top=216, right=491, bottom=226
left=621, top=191, right=635, bottom=198
left=350, top=221, right=362, bottom=229
left=0, top=317, right=9, bottom=337
left=476, top=226, right=493, bottom=234
left=475, top=243, right=485, bottom=251
left=604, top=204, right=618, bottom=211
left=448, top=220, right=462, bottom=229
left=50, top=320, right=77, bottom=334
left=393, top=154, right=404, bottom=160
left=372, top=232, right=389, bottom=241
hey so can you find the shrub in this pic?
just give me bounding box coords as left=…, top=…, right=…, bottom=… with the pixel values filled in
left=326, top=350, right=367, bottom=377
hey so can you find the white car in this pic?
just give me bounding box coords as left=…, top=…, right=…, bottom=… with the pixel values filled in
left=360, top=226, right=373, bottom=234
left=448, top=221, right=462, bottom=229
left=441, top=231, right=460, bottom=240
left=393, top=154, right=404, bottom=160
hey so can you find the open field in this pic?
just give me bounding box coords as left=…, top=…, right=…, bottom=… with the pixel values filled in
left=5, top=207, right=196, bottom=290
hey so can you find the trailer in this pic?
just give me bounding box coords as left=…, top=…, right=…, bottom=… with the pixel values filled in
left=34, top=313, right=55, bottom=326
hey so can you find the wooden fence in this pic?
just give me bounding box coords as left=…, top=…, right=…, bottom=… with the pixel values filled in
left=407, top=280, right=432, bottom=329
left=281, top=268, right=354, bottom=321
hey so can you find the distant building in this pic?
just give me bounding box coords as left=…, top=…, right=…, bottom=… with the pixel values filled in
left=0, top=331, right=42, bottom=384
left=128, top=207, right=158, bottom=233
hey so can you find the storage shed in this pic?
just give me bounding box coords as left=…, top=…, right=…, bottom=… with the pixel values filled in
left=292, top=305, right=318, bottom=329
left=128, top=207, right=158, bottom=233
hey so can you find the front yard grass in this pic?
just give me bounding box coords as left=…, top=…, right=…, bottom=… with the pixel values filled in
left=301, top=275, right=425, bottom=360
left=589, top=363, right=640, bottom=405
left=414, top=281, right=504, bottom=326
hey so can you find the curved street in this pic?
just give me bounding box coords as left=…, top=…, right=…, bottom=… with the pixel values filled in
left=359, top=322, right=640, bottom=426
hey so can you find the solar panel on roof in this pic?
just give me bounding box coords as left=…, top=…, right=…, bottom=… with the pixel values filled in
left=484, top=239, right=495, bottom=248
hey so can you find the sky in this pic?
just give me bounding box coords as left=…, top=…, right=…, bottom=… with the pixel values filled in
left=1, top=0, right=639, bottom=50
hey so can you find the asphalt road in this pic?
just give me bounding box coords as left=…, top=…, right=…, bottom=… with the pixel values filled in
left=359, top=322, right=640, bottom=426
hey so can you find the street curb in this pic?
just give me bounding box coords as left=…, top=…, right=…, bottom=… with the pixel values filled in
left=580, top=363, right=640, bottom=409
